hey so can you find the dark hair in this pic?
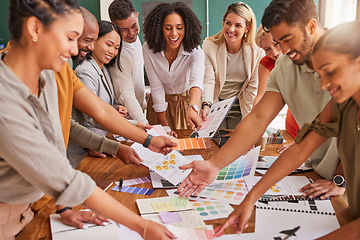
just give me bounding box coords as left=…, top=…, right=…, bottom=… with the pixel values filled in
left=95, top=20, right=122, bottom=68
left=313, top=21, right=360, bottom=60
left=261, top=0, right=318, bottom=32
left=143, top=1, right=202, bottom=53
left=9, top=0, right=80, bottom=41
left=108, top=0, right=136, bottom=22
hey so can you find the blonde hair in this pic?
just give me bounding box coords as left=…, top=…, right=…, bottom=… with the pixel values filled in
left=255, top=24, right=268, bottom=47
left=208, top=2, right=256, bottom=45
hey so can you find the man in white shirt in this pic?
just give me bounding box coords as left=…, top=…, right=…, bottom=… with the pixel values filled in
left=108, top=0, right=148, bottom=124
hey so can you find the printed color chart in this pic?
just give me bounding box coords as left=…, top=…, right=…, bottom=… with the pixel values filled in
left=190, top=200, right=234, bottom=221
left=216, top=146, right=259, bottom=181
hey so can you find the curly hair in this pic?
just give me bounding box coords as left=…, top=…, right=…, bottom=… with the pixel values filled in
left=261, top=0, right=318, bottom=32
left=143, top=2, right=201, bottom=53
left=208, top=2, right=256, bottom=45
left=9, top=0, right=80, bottom=42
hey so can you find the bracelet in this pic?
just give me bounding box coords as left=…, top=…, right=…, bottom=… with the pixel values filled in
left=143, top=134, right=153, bottom=148
left=55, top=206, right=72, bottom=214
left=143, top=220, right=149, bottom=240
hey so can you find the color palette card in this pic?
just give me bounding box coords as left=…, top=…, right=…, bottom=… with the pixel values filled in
left=131, top=140, right=192, bottom=185
left=111, top=185, right=155, bottom=195
left=166, top=188, right=246, bottom=205
left=172, top=138, right=207, bottom=150
left=207, top=179, right=249, bottom=192
left=189, top=200, right=234, bottom=221
left=215, top=146, right=260, bottom=182
left=245, top=176, right=311, bottom=196
left=114, top=177, right=150, bottom=186
left=136, top=196, right=206, bottom=230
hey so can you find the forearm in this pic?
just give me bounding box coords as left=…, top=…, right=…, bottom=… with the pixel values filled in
left=316, top=218, right=360, bottom=240
left=84, top=187, right=146, bottom=236
left=156, top=111, right=169, bottom=126
left=69, top=120, right=120, bottom=155
left=73, top=88, right=148, bottom=144
left=189, top=87, right=202, bottom=107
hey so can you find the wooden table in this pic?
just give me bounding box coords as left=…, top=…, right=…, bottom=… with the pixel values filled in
left=16, top=130, right=353, bottom=239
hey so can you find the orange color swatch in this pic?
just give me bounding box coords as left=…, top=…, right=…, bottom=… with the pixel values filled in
left=173, top=138, right=206, bottom=150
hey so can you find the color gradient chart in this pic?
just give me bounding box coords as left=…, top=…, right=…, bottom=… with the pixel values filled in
left=166, top=189, right=246, bottom=205
left=189, top=200, right=234, bottom=221
left=172, top=138, right=206, bottom=151
left=112, top=185, right=155, bottom=196
left=215, top=146, right=259, bottom=181
left=207, top=180, right=249, bottom=192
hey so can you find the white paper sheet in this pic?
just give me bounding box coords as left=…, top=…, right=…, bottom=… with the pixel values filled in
left=131, top=132, right=192, bottom=185
left=255, top=208, right=339, bottom=239
left=245, top=176, right=311, bottom=196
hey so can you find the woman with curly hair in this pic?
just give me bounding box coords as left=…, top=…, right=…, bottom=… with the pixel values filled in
left=143, top=2, right=205, bottom=136
left=200, top=2, right=265, bottom=129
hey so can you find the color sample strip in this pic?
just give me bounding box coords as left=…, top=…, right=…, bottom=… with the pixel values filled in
left=173, top=138, right=206, bottom=151
left=207, top=180, right=248, bottom=192
left=111, top=185, right=155, bottom=195
left=190, top=200, right=234, bottom=221
left=216, top=154, right=255, bottom=181
left=122, top=176, right=150, bottom=186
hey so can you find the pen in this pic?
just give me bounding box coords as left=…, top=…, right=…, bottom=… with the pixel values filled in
left=309, top=178, right=314, bottom=183
left=119, top=178, right=123, bottom=192
left=193, top=127, right=199, bottom=138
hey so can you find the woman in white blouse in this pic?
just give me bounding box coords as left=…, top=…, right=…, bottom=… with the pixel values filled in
left=200, top=2, right=265, bottom=129
left=143, top=2, right=205, bottom=135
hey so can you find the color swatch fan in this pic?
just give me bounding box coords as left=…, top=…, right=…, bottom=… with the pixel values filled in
left=215, top=146, right=260, bottom=182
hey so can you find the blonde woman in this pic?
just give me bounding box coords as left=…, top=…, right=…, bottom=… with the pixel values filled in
left=201, top=2, right=265, bottom=129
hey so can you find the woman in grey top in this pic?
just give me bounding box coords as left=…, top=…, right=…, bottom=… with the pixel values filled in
left=0, top=0, right=175, bottom=239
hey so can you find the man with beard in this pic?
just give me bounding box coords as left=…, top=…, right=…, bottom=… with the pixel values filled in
left=177, top=0, right=343, bottom=200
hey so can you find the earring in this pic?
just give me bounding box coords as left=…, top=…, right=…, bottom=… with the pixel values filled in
left=33, top=36, right=38, bottom=42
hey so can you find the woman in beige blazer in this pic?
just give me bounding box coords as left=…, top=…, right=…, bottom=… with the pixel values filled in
left=201, top=2, right=265, bottom=129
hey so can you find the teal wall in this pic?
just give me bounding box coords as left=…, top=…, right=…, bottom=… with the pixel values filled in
left=0, top=0, right=319, bottom=47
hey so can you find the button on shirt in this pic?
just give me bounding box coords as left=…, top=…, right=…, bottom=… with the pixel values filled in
left=0, top=52, right=95, bottom=206
left=143, top=42, right=205, bottom=112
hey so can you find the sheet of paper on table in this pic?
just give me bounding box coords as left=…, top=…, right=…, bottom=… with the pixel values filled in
left=255, top=208, right=339, bottom=239
left=50, top=214, right=142, bottom=240
left=136, top=196, right=206, bottom=229
left=245, top=176, right=311, bottom=196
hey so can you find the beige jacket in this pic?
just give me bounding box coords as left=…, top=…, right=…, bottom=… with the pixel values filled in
left=202, top=39, right=265, bottom=118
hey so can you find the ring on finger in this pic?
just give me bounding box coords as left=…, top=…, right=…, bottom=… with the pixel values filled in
left=91, top=213, right=95, bottom=218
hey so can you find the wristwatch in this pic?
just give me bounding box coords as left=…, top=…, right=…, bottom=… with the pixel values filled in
left=333, top=175, right=346, bottom=188
left=201, top=102, right=212, bottom=109
left=187, top=104, right=200, bottom=114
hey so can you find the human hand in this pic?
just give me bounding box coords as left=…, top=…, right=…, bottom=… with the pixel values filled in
left=277, top=142, right=295, bottom=154
left=214, top=199, right=254, bottom=237
left=118, top=105, right=128, bottom=117
left=60, top=209, right=109, bottom=229
left=149, top=136, right=177, bottom=155
left=299, top=179, right=346, bottom=199
left=117, top=144, right=142, bottom=166
left=177, top=160, right=219, bottom=197
left=186, top=107, right=202, bottom=130
left=88, top=149, right=106, bottom=158
left=143, top=220, right=177, bottom=240
left=200, top=106, right=210, bottom=122
left=136, top=122, right=152, bottom=132
left=169, top=130, right=178, bottom=138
